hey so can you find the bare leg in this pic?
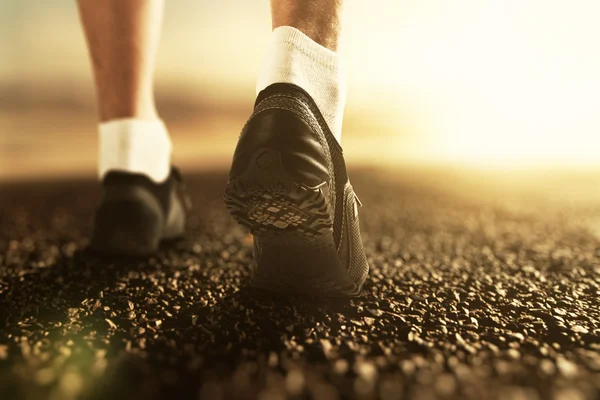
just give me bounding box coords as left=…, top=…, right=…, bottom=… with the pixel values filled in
left=270, top=0, right=343, bottom=51
left=76, top=0, right=164, bottom=122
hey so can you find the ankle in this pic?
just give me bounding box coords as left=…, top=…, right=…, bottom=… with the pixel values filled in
left=256, top=26, right=347, bottom=143
left=97, top=94, right=158, bottom=122
left=98, top=118, right=172, bottom=183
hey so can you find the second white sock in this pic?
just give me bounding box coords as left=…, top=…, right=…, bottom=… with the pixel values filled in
left=256, top=26, right=347, bottom=144
left=98, top=118, right=172, bottom=183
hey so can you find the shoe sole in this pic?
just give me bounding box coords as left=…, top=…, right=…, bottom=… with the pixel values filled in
left=224, top=148, right=360, bottom=297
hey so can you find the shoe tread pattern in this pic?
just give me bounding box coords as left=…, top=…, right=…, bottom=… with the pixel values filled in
left=224, top=148, right=359, bottom=296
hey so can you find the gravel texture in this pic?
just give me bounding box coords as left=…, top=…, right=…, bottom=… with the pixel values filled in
left=0, top=168, right=599, bottom=400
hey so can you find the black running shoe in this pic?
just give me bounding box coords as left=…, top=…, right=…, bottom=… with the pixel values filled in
left=224, top=83, right=369, bottom=297
left=91, top=167, right=190, bottom=256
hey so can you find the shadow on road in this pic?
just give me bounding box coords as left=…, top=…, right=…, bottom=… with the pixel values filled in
left=2, top=245, right=414, bottom=400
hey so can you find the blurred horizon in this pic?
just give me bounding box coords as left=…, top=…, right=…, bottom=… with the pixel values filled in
left=2, top=0, right=600, bottom=181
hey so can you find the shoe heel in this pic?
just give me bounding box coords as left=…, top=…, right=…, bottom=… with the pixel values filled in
left=91, top=187, right=163, bottom=256
left=224, top=148, right=358, bottom=296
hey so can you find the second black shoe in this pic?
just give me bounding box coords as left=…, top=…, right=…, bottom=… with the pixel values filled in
left=91, top=167, right=190, bottom=256
left=224, top=83, right=369, bottom=297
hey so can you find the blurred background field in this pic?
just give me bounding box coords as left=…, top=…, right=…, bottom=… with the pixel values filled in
left=2, top=0, right=600, bottom=181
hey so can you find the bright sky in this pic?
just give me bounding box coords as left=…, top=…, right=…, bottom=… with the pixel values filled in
left=2, top=0, right=600, bottom=167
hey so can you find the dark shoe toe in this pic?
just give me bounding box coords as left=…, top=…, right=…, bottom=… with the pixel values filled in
left=91, top=167, right=189, bottom=257
left=91, top=188, right=163, bottom=256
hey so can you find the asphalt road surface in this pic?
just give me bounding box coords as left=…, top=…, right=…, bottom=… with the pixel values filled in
left=1, top=168, right=599, bottom=400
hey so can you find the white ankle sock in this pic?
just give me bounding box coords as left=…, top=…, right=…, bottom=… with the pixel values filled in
left=98, top=118, right=172, bottom=183
left=256, top=26, right=347, bottom=144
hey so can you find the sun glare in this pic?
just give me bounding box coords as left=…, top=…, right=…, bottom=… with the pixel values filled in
left=343, top=0, right=600, bottom=167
